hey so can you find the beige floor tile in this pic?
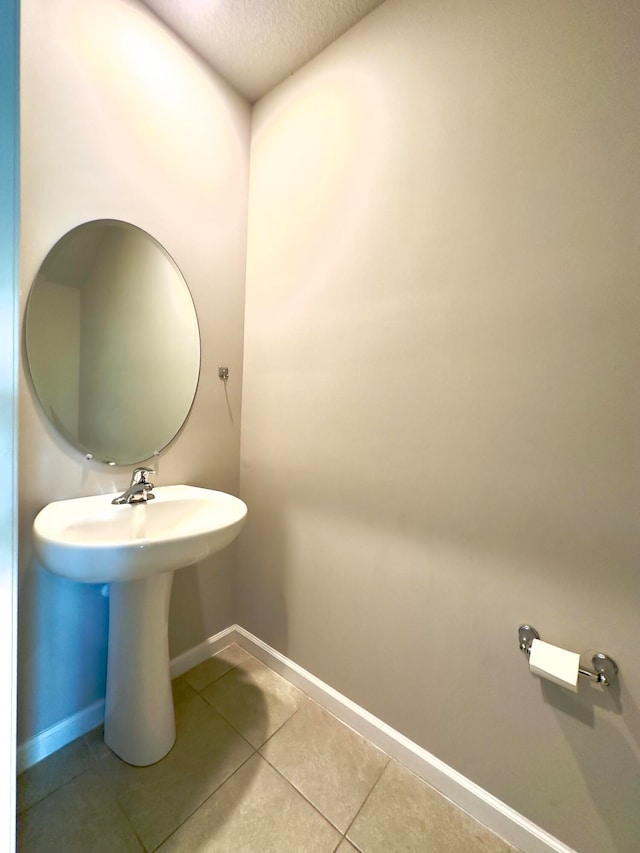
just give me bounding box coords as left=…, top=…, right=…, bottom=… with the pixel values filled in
left=347, top=760, right=513, bottom=853
left=183, top=643, right=253, bottom=693
left=158, top=753, right=341, bottom=853
left=97, top=678, right=254, bottom=851
left=82, top=724, right=112, bottom=762
left=201, top=654, right=306, bottom=747
left=17, top=735, right=92, bottom=814
left=18, top=768, right=142, bottom=853
left=261, top=699, right=388, bottom=832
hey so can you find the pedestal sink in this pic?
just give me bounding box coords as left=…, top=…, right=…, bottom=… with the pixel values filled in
left=33, top=485, right=247, bottom=766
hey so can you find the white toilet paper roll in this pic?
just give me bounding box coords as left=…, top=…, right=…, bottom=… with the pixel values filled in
left=529, top=638, right=580, bottom=692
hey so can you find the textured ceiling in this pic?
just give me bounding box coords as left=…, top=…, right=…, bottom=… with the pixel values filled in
left=140, top=0, right=387, bottom=102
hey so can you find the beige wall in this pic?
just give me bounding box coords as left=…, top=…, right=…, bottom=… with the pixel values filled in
left=19, top=0, right=250, bottom=742
left=240, top=1, right=640, bottom=851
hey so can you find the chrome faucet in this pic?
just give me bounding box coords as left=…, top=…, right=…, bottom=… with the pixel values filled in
left=112, top=467, right=156, bottom=505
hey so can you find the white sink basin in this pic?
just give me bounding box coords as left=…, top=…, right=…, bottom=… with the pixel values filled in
left=32, top=484, right=247, bottom=767
left=33, top=484, right=247, bottom=583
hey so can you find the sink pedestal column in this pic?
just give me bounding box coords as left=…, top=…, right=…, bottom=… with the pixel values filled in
left=104, top=571, right=176, bottom=766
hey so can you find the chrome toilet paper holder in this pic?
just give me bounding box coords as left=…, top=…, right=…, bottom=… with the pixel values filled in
left=518, top=625, right=619, bottom=687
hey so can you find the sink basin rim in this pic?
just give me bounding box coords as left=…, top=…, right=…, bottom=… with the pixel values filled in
left=33, top=484, right=247, bottom=583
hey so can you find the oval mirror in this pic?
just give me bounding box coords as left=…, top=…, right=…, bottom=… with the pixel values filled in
left=25, top=220, right=200, bottom=465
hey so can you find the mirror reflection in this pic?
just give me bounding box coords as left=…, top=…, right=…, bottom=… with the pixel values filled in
left=25, top=220, right=200, bottom=465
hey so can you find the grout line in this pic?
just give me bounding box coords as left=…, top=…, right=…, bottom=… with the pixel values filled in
left=180, top=664, right=237, bottom=696
left=254, top=695, right=391, bottom=842
left=183, top=687, right=259, bottom=756
left=147, top=749, right=258, bottom=853
left=340, top=754, right=390, bottom=846
left=257, top=750, right=347, bottom=839
left=255, top=695, right=311, bottom=751
left=179, top=643, right=256, bottom=694
left=337, top=835, right=364, bottom=853
left=113, top=790, right=147, bottom=852
left=17, top=764, right=94, bottom=817
left=195, top=692, right=262, bottom=752
left=195, top=653, right=310, bottom=752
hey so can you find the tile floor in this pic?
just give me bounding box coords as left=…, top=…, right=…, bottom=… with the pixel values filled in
left=18, top=644, right=519, bottom=852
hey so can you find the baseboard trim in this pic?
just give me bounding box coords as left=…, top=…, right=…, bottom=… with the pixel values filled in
left=18, top=624, right=575, bottom=853
left=17, top=699, right=105, bottom=774
left=169, top=624, right=239, bottom=679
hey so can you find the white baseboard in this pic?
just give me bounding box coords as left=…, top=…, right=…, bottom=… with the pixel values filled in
left=17, top=699, right=104, bottom=775
left=17, top=624, right=575, bottom=853
left=169, top=624, right=238, bottom=679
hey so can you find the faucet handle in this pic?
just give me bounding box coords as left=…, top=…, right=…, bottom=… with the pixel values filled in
left=131, top=466, right=155, bottom=485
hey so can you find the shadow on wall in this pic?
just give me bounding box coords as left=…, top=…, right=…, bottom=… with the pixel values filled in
left=541, top=679, right=640, bottom=853
left=168, top=549, right=238, bottom=658
left=18, top=562, right=109, bottom=745
left=235, top=495, right=290, bottom=653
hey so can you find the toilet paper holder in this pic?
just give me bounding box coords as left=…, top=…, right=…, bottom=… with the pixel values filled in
left=518, top=625, right=619, bottom=687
